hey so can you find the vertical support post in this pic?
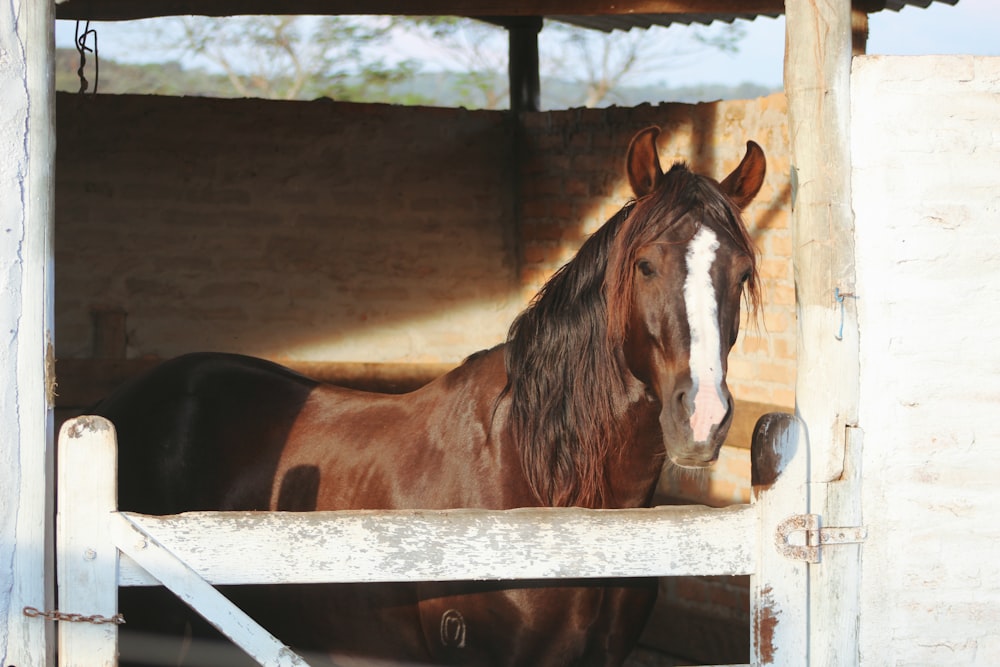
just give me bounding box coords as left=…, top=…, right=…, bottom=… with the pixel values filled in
left=751, top=413, right=809, bottom=666
left=785, top=0, right=857, bottom=481
left=57, top=417, right=120, bottom=667
left=0, top=0, right=56, bottom=661
left=851, top=8, right=869, bottom=56
left=91, top=307, right=128, bottom=359
left=508, top=17, right=542, bottom=113
left=785, top=0, right=862, bottom=664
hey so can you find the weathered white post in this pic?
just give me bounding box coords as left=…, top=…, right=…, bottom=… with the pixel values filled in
left=784, top=0, right=863, bottom=663
left=750, top=412, right=809, bottom=667
left=751, top=412, right=809, bottom=666
left=57, top=417, right=121, bottom=667
left=0, top=0, right=56, bottom=662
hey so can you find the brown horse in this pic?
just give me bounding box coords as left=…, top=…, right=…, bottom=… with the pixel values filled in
left=95, top=127, right=765, bottom=666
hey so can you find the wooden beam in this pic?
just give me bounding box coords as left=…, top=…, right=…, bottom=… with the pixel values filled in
left=508, top=16, right=541, bottom=113
left=851, top=6, right=869, bottom=55
left=1, top=0, right=56, bottom=660
left=55, top=0, right=785, bottom=22
left=784, top=0, right=862, bottom=663
left=785, top=0, right=858, bottom=491
left=116, top=503, right=759, bottom=585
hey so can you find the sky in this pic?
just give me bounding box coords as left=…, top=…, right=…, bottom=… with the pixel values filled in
left=54, top=0, right=1000, bottom=89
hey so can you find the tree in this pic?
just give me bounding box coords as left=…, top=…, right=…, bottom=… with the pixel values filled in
left=541, top=21, right=746, bottom=108
left=396, top=17, right=746, bottom=109
left=101, top=15, right=747, bottom=108
left=149, top=15, right=424, bottom=101
left=392, top=17, right=509, bottom=109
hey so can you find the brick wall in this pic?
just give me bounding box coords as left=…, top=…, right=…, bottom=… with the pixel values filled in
left=56, top=94, right=519, bottom=364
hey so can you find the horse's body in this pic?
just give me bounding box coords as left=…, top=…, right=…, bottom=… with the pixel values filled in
left=95, top=127, right=766, bottom=666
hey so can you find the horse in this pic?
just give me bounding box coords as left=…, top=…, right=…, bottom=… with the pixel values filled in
left=94, top=126, right=766, bottom=666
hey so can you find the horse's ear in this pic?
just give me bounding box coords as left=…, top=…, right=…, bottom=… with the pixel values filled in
left=626, top=127, right=664, bottom=198
left=719, top=140, right=766, bottom=209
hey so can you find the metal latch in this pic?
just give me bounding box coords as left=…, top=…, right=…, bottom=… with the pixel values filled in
left=776, top=514, right=868, bottom=563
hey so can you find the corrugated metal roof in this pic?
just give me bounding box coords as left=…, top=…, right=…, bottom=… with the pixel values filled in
left=550, top=0, right=957, bottom=33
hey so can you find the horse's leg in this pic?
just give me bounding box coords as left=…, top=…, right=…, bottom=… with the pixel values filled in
left=581, top=580, right=658, bottom=666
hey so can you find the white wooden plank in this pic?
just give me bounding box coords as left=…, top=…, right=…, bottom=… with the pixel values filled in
left=56, top=417, right=120, bottom=667
left=117, top=504, right=757, bottom=586
left=113, top=515, right=309, bottom=667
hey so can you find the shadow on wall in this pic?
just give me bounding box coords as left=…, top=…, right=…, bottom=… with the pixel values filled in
left=55, top=94, right=521, bottom=364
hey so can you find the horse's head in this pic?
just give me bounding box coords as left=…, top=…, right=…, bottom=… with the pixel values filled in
left=607, top=127, right=765, bottom=469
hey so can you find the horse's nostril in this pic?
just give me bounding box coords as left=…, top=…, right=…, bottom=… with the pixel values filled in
left=675, top=390, right=690, bottom=414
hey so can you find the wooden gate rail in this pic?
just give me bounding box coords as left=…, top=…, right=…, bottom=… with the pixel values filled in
left=55, top=414, right=808, bottom=666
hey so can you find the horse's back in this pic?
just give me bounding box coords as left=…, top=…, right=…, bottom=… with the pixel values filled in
left=92, top=352, right=320, bottom=514
left=91, top=349, right=656, bottom=665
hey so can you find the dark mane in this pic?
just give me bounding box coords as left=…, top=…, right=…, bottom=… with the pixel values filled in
left=503, top=205, right=631, bottom=507
left=504, top=163, right=759, bottom=508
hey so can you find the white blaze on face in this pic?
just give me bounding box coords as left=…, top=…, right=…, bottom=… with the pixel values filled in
left=683, top=227, right=728, bottom=443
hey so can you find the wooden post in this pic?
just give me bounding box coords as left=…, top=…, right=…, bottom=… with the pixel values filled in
left=91, top=307, right=128, bottom=359
left=0, top=0, right=56, bottom=661
left=57, top=417, right=120, bottom=667
left=784, top=0, right=862, bottom=664
left=751, top=413, right=809, bottom=666
left=785, top=0, right=858, bottom=481
left=508, top=17, right=542, bottom=113
left=851, top=7, right=869, bottom=56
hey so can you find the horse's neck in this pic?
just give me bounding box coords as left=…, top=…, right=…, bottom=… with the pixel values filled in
left=451, top=345, right=665, bottom=510
left=603, top=384, right=666, bottom=509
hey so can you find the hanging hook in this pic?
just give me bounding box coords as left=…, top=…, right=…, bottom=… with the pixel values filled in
left=834, top=287, right=858, bottom=341
left=75, top=20, right=99, bottom=96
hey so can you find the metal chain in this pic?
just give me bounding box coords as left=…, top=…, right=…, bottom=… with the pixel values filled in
left=23, top=606, right=125, bottom=625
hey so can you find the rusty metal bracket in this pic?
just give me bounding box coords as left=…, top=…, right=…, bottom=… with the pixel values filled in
left=776, top=514, right=868, bottom=563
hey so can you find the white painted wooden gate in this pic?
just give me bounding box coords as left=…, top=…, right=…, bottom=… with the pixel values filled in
left=56, top=412, right=814, bottom=667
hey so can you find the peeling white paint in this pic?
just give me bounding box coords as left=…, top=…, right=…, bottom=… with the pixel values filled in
left=1, top=0, right=55, bottom=663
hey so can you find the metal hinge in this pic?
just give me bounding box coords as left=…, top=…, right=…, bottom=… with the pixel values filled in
left=776, top=514, right=868, bottom=563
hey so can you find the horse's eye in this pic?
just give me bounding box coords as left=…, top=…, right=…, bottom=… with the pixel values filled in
left=739, top=270, right=752, bottom=285
left=637, top=260, right=655, bottom=278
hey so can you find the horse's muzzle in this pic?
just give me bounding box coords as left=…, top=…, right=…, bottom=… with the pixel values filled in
left=662, top=395, right=733, bottom=468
